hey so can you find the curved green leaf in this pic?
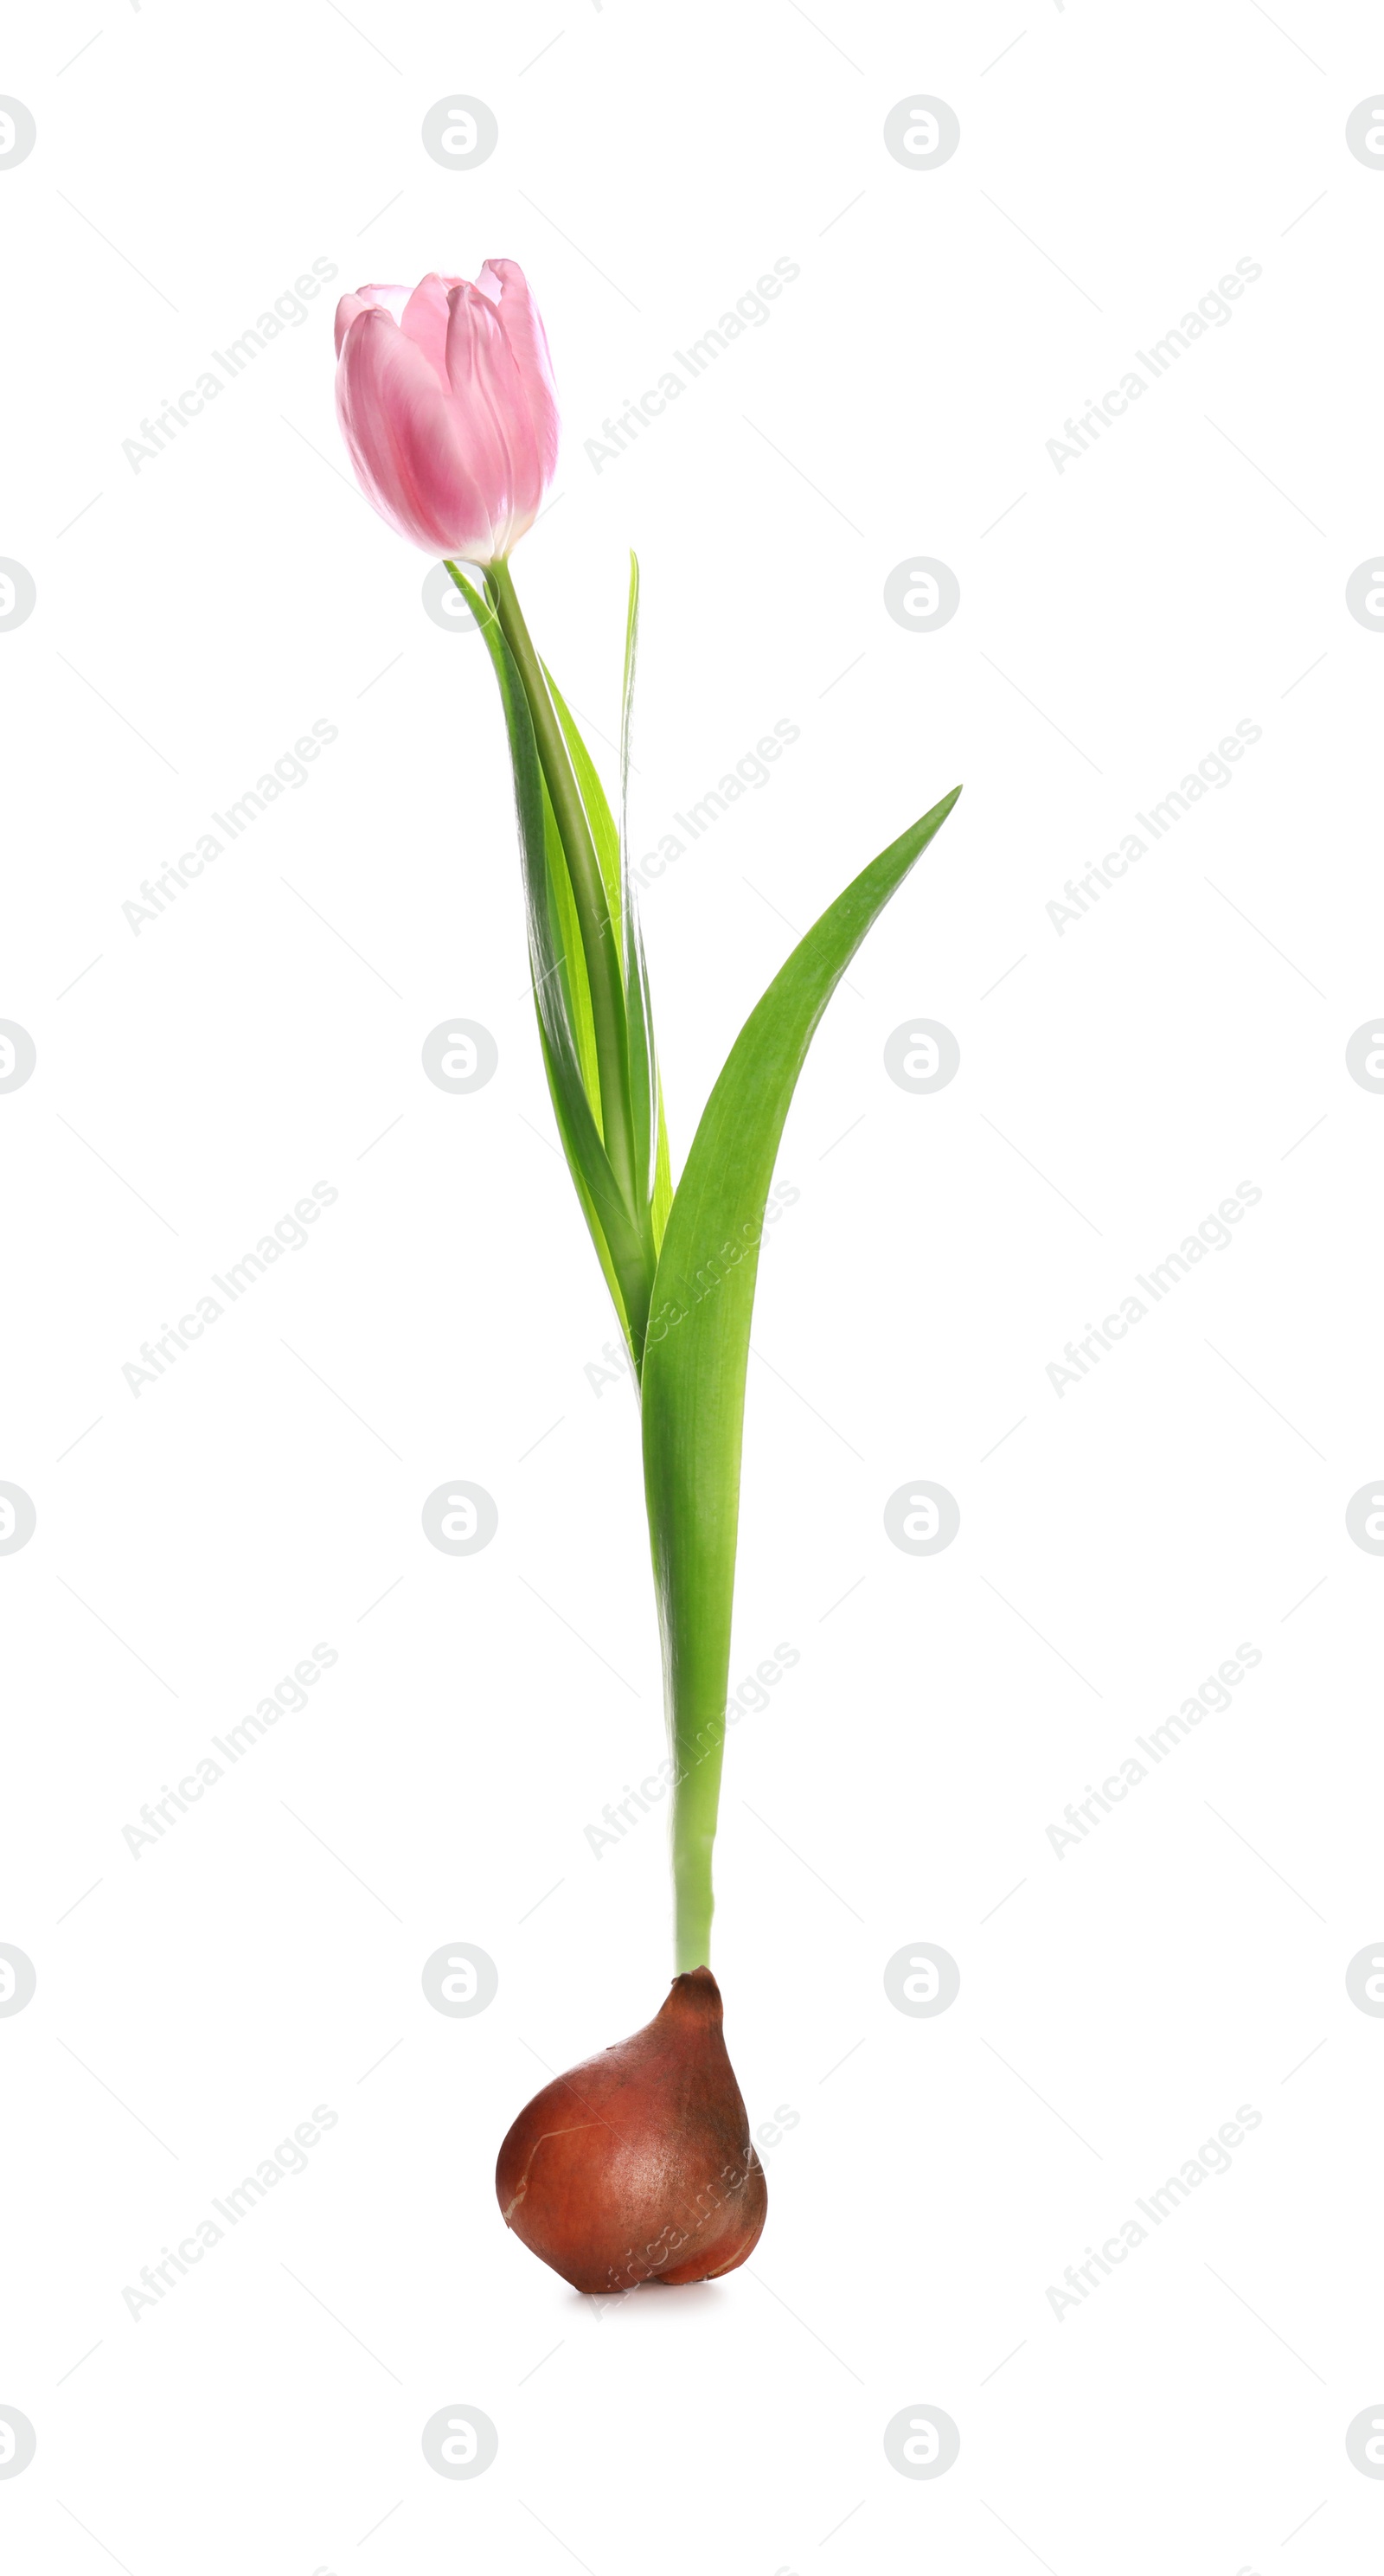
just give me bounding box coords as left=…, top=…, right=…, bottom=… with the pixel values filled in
left=446, top=561, right=647, bottom=1331
left=641, top=785, right=962, bottom=1966
left=547, top=665, right=624, bottom=968
left=614, top=553, right=672, bottom=1257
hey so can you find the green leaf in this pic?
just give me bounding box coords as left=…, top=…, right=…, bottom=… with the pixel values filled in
left=650, top=1103, right=673, bottom=1249
left=540, top=772, right=600, bottom=1122
left=640, top=784, right=963, bottom=1966
left=536, top=1019, right=631, bottom=1336
left=547, top=666, right=624, bottom=971
left=541, top=557, right=670, bottom=1265
left=546, top=560, right=670, bottom=1259
left=615, top=553, right=670, bottom=1257
left=446, top=561, right=646, bottom=1317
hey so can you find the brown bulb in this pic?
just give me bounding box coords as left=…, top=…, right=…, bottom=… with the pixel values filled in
left=496, top=1967, right=767, bottom=2292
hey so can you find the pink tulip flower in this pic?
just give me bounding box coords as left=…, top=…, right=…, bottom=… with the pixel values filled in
left=334, top=261, right=559, bottom=564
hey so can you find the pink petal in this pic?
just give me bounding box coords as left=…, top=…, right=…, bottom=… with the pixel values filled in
left=356, top=282, right=411, bottom=318
left=477, top=258, right=561, bottom=487
left=334, top=295, right=372, bottom=359
left=443, top=284, right=539, bottom=556
left=400, top=273, right=457, bottom=388
left=336, top=307, right=497, bottom=560
left=334, top=280, right=408, bottom=356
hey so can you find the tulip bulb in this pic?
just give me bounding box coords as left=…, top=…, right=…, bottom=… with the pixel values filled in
left=496, top=1968, right=767, bottom=2292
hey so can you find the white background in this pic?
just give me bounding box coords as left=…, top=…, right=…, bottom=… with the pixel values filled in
left=3, top=1, right=1382, bottom=2569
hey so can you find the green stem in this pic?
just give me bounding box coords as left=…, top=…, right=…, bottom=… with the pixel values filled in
left=492, top=564, right=698, bottom=1944
left=488, top=560, right=640, bottom=1227
left=670, top=1720, right=723, bottom=1970
left=646, top=1282, right=742, bottom=1970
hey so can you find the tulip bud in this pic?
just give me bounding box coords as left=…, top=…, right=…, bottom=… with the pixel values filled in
left=334, top=260, right=559, bottom=563
left=496, top=1967, right=767, bottom=2291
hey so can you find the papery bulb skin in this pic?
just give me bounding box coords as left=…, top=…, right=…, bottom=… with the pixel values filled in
left=496, top=1967, right=767, bottom=2292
